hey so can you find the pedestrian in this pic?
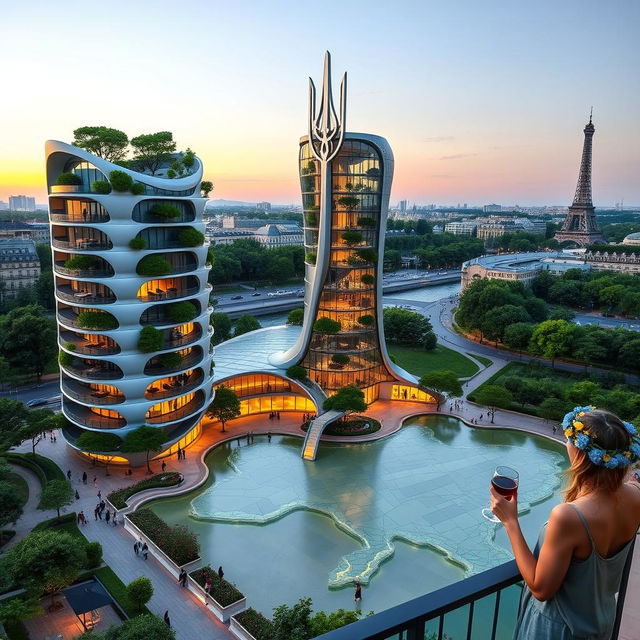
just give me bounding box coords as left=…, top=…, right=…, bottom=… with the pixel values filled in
left=182, top=448, right=186, bottom=460
left=94, top=507, right=99, bottom=521
left=553, top=426, right=557, bottom=434
left=75, top=489, right=80, bottom=500
left=93, top=476, right=97, bottom=487
left=177, top=446, right=182, bottom=460
left=67, top=469, right=72, bottom=480
left=162, top=460, right=167, bottom=472
left=77, top=512, right=82, bottom=524
left=354, top=581, right=362, bottom=604
left=178, top=568, right=187, bottom=587
left=82, top=471, right=87, bottom=484
left=53, top=433, right=57, bottom=442
left=112, top=511, right=118, bottom=526
left=134, top=541, right=139, bottom=555
left=142, top=543, right=149, bottom=560
left=163, top=611, right=171, bottom=627
left=217, top=566, right=224, bottom=579
left=204, top=575, right=212, bottom=593
left=97, top=490, right=102, bottom=499
left=267, top=432, right=271, bottom=442
left=105, top=510, right=111, bottom=524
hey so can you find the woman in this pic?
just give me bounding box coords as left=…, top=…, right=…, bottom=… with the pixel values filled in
left=490, top=407, right=640, bottom=639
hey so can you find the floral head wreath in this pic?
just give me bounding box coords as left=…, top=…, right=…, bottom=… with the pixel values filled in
left=562, top=406, right=640, bottom=469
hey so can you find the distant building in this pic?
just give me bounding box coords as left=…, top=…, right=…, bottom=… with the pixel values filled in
left=476, top=220, right=519, bottom=240
left=444, top=221, right=477, bottom=236
left=0, top=240, right=41, bottom=299
left=399, top=200, right=407, bottom=213
left=256, top=201, right=271, bottom=212
left=9, top=195, right=36, bottom=212
left=483, top=204, right=502, bottom=213
left=0, top=201, right=8, bottom=211
left=254, top=224, right=303, bottom=247
left=25, top=223, right=51, bottom=243
left=206, top=229, right=256, bottom=245
left=585, top=246, right=640, bottom=274
left=0, top=221, right=50, bottom=243
left=622, top=233, right=640, bottom=247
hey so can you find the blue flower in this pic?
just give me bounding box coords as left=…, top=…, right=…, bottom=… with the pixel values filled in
left=613, top=453, right=630, bottom=468
left=629, top=443, right=640, bottom=458
left=588, top=448, right=604, bottom=465
left=604, top=456, right=619, bottom=469
left=575, top=433, right=590, bottom=450
left=622, top=421, right=637, bottom=436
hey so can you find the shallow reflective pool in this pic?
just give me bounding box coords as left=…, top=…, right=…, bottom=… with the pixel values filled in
left=148, top=416, right=567, bottom=618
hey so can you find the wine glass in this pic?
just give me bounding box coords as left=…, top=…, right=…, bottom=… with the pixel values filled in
left=482, top=466, right=519, bottom=523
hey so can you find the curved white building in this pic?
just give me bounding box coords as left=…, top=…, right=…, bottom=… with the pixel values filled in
left=46, top=140, right=214, bottom=463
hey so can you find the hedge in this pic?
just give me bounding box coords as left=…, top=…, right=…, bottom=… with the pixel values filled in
left=190, top=565, right=244, bottom=606
left=5, top=452, right=65, bottom=487
left=167, top=301, right=197, bottom=323
left=128, top=509, right=199, bottom=565
left=178, top=228, right=205, bottom=247
left=130, top=182, right=146, bottom=195
left=55, top=172, right=82, bottom=186
left=107, top=473, right=183, bottom=510
left=109, top=170, right=133, bottom=192
left=64, top=255, right=97, bottom=270
left=129, top=237, right=147, bottom=250
left=234, top=608, right=274, bottom=638
left=92, top=180, right=112, bottom=194
left=137, top=255, right=173, bottom=277
left=77, top=310, right=118, bottom=330
left=151, top=203, right=182, bottom=219
left=137, top=326, right=164, bottom=353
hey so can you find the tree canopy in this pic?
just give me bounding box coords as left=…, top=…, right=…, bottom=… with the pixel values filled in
left=323, top=386, right=367, bottom=416
left=206, top=386, right=241, bottom=432
left=418, top=370, right=462, bottom=407
left=383, top=307, right=436, bottom=349
left=234, top=314, right=261, bottom=337
left=130, top=131, right=177, bottom=175
left=72, top=126, right=129, bottom=162
left=122, top=426, right=165, bottom=473
left=39, top=479, right=74, bottom=519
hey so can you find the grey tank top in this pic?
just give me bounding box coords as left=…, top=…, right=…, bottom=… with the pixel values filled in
left=533, top=504, right=634, bottom=637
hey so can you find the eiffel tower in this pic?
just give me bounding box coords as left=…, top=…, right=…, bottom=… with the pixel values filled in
left=555, top=112, right=604, bottom=247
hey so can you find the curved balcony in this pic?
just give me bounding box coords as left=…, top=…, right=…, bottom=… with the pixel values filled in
left=60, top=330, right=120, bottom=356
left=143, top=347, right=203, bottom=376
left=136, top=251, right=199, bottom=277
left=163, top=324, right=202, bottom=350
left=137, top=276, right=200, bottom=303
left=145, top=390, right=205, bottom=424
left=63, top=399, right=126, bottom=430
left=140, top=300, right=201, bottom=327
left=52, top=226, right=113, bottom=251
left=133, top=199, right=195, bottom=224
left=56, top=282, right=116, bottom=305
left=61, top=356, right=124, bottom=380
left=61, top=376, right=125, bottom=405
left=145, top=369, right=204, bottom=401
left=57, top=307, right=119, bottom=331
left=135, top=226, right=204, bottom=251
left=53, top=252, right=115, bottom=278
left=49, top=197, right=110, bottom=223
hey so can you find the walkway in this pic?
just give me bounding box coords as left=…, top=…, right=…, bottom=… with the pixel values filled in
left=302, top=410, right=343, bottom=460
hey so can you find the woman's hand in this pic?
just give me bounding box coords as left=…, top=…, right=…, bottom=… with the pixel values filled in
left=489, top=486, right=519, bottom=526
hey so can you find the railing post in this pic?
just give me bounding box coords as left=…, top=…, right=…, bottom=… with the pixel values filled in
left=406, top=620, right=425, bottom=640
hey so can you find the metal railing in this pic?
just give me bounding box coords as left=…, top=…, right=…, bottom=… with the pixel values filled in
left=143, top=350, right=202, bottom=375
left=50, top=213, right=109, bottom=223
left=54, top=264, right=114, bottom=278
left=137, top=286, right=199, bottom=303
left=62, top=383, right=125, bottom=406
left=145, top=373, right=203, bottom=401
left=56, top=289, right=116, bottom=305
left=316, top=544, right=635, bottom=640
left=146, top=395, right=204, bottom=424
left=52, top=239, right=112, bottom=251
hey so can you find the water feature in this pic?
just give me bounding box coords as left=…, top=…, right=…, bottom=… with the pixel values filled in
left=149, top=416, right=567, bottom=618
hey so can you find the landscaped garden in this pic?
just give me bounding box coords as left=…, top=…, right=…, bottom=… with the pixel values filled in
left=390, top=344, right=479, bottom=378
left=107, top=472, right=182, bottom=509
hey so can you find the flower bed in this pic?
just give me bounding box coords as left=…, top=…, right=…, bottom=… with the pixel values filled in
left=107, top=472, right=182, bottom=509
left=128, top=508, right=199, bottom=565
left=301, top=417, right=381, bottom=437
left=233, top=608, right=274, bottom=639
left=190, top=566, right=244, bottom=607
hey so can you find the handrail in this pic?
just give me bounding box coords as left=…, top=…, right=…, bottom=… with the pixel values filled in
left=54, top=265, right=114, bottom=278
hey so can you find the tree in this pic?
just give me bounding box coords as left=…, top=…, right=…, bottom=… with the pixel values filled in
left=286, top=365, right=307, bottom=381
left=201, top=181, right=214, bottom=197
left=539, top=397, right=570, bottom=422
left=266, top=256, right=295, bottom=282
left=0, top=305, right=56, bottom=380
left=234, top=314, right=261, bottom=337
left=529, top=320, right=577, bottom=367
left=480, top=305, right=531, bottom=344
left=473, top=385, right=513, bottom=411
left=384, top=250, right=402, bottom=270
left=418, top=371, right=462, bottom=409
left=130, top=132, right=176, bottom=175
left=122, top=426, right=165, bottom=474
left=76, top=431, right=122, bottom=475
left=21, top=410, right=62, bottom=456
left=617, top=339, right=640, bottom=373
left=39, top=479, right=74, bottom=519
left=206, top=386, right=241, bottom=432
left=211, top=312, right=232, bottom=344
left=4, top=530, right=86, bottom=601
left=567, top=381, right=601, bottom=405
left=272, top=596, right=313, bottom=640
left=0, top=399, right=28, bottom=452
left=309, top=608, right=361, bottom=637
left=72, top=126, right=129, bottom=162
left=313, top=317, right=341, bottom=334
left=36, top=270, right=55, bottom=310
left=287, top=308, right=304, bottom=326
left=126, top=577, right=153, bottom=611
left=383, top=307, right=435, bottom=348
left=323, top=386, right=367, bottom=418
left=0, top=480, right=24, bottom=527
left=503, top=323, right=534, bottom=355
left=76, top=614, right=176, bottom=640
left=0, top=598, right=42, bottom=627
left=137, top=326, right=164, bottom=353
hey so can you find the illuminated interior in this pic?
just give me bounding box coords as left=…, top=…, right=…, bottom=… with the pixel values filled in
left=136, top=276, right=199, bottom=302
left=145, top=390, right=205, bottom=423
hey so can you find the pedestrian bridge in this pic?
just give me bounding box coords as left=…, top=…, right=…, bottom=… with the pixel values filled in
left=301, top=410, right=343, bottom=460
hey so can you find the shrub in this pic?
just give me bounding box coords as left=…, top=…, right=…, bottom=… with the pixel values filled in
left=130, top=182, right=146, bottom=195
left=92, top=180, right=112, bottom=194
left=286, top=365, right=307, bottom=381
left=337, top=196, right=359, bottom=211
left=77, top=310, right=117, bottom=330
left=355, top=248, right=377, bottom=263
left=331, top=354, right=350, bottom=365
left=129, top=237, right=147, bottom=250
left=366, top=167, right=381, bottom=176
left=157, top=352, right=182, bottom=369
left=357, top=314, right=375, bottom=327
left=107, top=473, right=182, bottom=509
left=357, top=217, right=376, bottom=228
left=287, top=308, right=304, bottom=325
left=313, top=317, right=341, bottom=334
left=109, top=170, right=133, bottom=192
left=182, top=149, right=195, bottom=168
left=138, top=326, right=164, bottom=353
left=190, top=566, right=244, bottom=606
left=64, top=255, right=97, bottom=270
left=305, top=252, right=317, bottom=265
left=360, top=273, right=375, bottom=285
left=200, top=180, right=213, bottom=197
left=85, top=541, right=103, bottom=568
left=55, top=172, right=82, bottom=186
left=306, top=212, right=318, bottom=226
left=64, top=342, right=76, bottom=352
left=341, top=230, right=363, bottom=246
left=58, top=350, right=74, bottom=367
left=235, top=609, right=274, bottom=639
left=128, top=509, right=199, bottom=565
left=126, top=577, right=153, bottom=611
left=151, top=203, right=182, bottom=219
left=137, top=255, right=173, bottom=276
left=167, top=301, right=197, bottom=323
left=178, top=228, right=205, bottom=247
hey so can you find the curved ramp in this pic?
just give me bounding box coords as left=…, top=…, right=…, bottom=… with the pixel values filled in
left=302, top=410, right=343, bottom=461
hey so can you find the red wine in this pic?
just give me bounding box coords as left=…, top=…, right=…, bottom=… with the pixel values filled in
left=492, top=475, right=517, bottom=499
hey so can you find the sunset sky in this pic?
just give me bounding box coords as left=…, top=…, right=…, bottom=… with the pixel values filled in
left=1, top=0, right=638, bottom=206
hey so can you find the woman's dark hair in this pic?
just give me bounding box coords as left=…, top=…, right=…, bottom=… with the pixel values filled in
left=565, top=409, right=631, bottom=502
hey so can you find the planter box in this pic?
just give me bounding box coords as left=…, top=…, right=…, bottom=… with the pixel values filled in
left=51, top=184, right=80, bottom=193
left=123, top=514, right=201, bottom=579
left=188, top=575, right=246, bottom=623
left=229, top=616, right=259, bottom=640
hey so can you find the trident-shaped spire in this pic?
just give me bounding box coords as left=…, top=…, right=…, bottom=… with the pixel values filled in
left=308, top=51, right=347, bottom=162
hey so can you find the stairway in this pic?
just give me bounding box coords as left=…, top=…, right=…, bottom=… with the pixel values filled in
left=301, top=410, right=343, bottom=460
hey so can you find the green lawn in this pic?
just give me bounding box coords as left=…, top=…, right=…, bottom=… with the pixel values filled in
left=8, top=472, right=29, bottom=509
left=389, top=344, right=479, bottom=378
left=467, top=353, right=493, bottom=368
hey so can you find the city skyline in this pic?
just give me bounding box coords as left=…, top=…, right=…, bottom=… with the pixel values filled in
left=1, top=1, right=639, bottom=206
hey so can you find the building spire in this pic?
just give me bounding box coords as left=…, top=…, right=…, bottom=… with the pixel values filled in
left=573, top=114, right=595, bottom=207
left=308, top=51, right=347, bottom=162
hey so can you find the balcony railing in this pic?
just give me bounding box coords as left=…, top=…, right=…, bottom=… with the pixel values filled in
left=163, top=328, right=202, bottom=350
left=146, top=395, right=205, bottom=424
left=64, top=405, right=126, bottom=430
left=60, top=335, right=119, bottom=356
left=62, top=381, right=125, bottom=406
left=61, top=362, right=123, bottom=381
left=144, top=350, right=202, bottom=375
left=137, top=286, right=200, bottom=303
left=145, top=372, right=204, bottom=401
left=315, top=548, right=635, bottom=640
left=54, top=264, right=114, bottom=278
left=52, top=238, right=113, bottom=251
left=50, top=212, right=109, bottom=223
left=56, top=287, right=116, bottom=305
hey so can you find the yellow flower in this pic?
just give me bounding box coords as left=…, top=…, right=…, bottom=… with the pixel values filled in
left=564, top=428, right=573, bottom=437
left=624, top=451, right=632, bottom=458
left=603, top=454, right=611, bottom=462
left=578, top=412, right=585, bottom=417
left=584, top=430, right=591, bottom=436
left=574, top=421, right=584, bottom=431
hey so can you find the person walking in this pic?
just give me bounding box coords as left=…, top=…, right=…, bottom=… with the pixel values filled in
left=204, top=575, right=212, bottom=593
left=177, top=446, right=182, bottom=461
left=105, top=510, right=110, bottom=524
left=354, top=581, right=362, bottom=604
left=217, top=566, right=224, bottom=580
left=75, top=489, right=80, bottom=500
left=134, top=541, right=139, bottom=556
left=82, top=471, right=87, bottom=485
left=163, top=611, right=171, bottom=627
left=97, top=490, right=101, bottom=499
left=178, top=568, right=188, bottom=588
left=67, top=469, right=72, bottom=480
left=162, top=460, right=167, bottom=472
left=142, top=543, right=149, bottom=560
left=93, top=476, right=97, bottom=487
left=94, top=506, right=99, bottom=521
left=490, top=407, right=640, bottom=640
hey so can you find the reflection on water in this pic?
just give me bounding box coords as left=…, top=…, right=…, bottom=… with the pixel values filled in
left=149, top=416, right=567, bottom=617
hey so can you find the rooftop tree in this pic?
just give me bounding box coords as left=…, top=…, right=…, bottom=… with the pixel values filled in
left=130, top=131, right=177, bottom=175
left=72, top=126, right=129, bottom=162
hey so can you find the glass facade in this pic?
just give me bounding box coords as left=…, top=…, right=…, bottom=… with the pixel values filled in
left=133, top=199, right=195, bottom=223
left=300, top=139, right=394, bottom=398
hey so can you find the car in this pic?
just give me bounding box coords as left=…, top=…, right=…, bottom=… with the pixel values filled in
left=27, top=395, right=60, bottom=408
left=296, top=292, right=305, bottom=298
left=252, top=292, right=261, bottom=297
left=231, top=295, right=243, bottom=300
